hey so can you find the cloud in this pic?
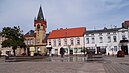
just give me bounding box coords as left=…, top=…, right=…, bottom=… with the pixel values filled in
left=0, top=0, right=129, bottom=33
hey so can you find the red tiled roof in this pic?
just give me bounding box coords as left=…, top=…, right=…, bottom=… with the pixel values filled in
left=48, top=27, right=86, bottom=39
left=125, top=20, right=129, bottom=26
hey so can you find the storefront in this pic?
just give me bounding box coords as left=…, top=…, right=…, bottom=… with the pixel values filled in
left=119, top=39, right=129, bottom=55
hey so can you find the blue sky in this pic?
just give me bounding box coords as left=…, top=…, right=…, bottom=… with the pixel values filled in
left=0, top=0, right=129, bottom=34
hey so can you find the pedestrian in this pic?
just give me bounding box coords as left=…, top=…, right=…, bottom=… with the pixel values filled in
left=51, top=48, right=55, bottom=57
left=60, top=47, right=65, bottom=58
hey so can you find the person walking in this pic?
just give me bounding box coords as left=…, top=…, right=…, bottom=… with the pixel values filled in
left=60, top=47, right=65, bottom=58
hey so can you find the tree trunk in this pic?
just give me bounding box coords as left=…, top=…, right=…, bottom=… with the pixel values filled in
left=12, top=46, right=17, bottom=56
left=13, top=49, right=16, bottom=56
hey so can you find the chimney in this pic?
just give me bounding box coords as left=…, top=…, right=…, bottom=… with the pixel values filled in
left=60, top=28, right=63, bottom=30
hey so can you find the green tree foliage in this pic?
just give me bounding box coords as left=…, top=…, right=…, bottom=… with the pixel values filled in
left=1, top=26, right=26, bottom=56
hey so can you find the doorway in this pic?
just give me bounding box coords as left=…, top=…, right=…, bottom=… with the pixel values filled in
left=27, top=48, right=30, bottom=56
left=121, top=46, right=128, bottom=55
left=70, top=50, right=73, bottom=55
left=97, top=47, right=100, bottom=54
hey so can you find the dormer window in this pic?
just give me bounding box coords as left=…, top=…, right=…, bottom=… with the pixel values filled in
left=99, top=33, right=102, bottom=35
left=107, top=32, right=110, bottom=35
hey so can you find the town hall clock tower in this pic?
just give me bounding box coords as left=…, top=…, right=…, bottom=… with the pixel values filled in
left=34, top=6, right=47, bottom=55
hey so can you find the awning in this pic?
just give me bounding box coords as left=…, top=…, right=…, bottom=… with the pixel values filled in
left=120, top=40, right=129, bottom=43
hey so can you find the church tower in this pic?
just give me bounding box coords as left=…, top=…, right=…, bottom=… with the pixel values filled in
left=34, top=6, right=47, bottom=55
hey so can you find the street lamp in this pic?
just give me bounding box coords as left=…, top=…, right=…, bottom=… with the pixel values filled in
left=68, top=45, right=71, bottom=55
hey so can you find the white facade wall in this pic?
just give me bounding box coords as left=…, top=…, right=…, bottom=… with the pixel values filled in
left=84, top=28, right=129, bottom=55
left=47, top=37, right=85, bottom=55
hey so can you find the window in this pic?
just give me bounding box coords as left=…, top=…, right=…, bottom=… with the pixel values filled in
left=107, top=36, right=111, bottom=43
left=70, top=38, right=74, bottom=45
left=99, top=33, right=102, bottom=35
left=64, top=38, right=67, bottom=46
left=91, top=34, right=94, bottom=36
left=113, top=36, right=117, bottom=42
left=122, top=31, right=125, bottom=33
left=113, top=32, right=116, bottom=34
left=25, top=40, right=27, bottom=45
left=53, top=39, right=56, bottom=47
left=28, top=39, right=30, bottom=45
left=49, top=39, right=51, bottom=45
left=86, top=34, right=89, bottom=36
left=107, top=32, right=110, bottom=35
left=58, top=39, right=61, bottom=46
left=37, top=39, right=40, bottom=44
left=122, top=35, right=126, bottom=39
left=76, top=38, right=80, bottom=45
left=114, top=46, right=117, bottom=51
left=74, top=48, right=78, bottom=53
left=99, top=37, right=103, bottom=43
left=30, top=39, right=33, bottom=45
left=37, top=24, right=40, bottom=30
left=92, top=37, right=95, bottom=43
left=86, top=38, right=89, bottom=44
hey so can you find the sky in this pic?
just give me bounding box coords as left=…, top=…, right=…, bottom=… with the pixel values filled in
left=0, top=0, right=129, bottom=34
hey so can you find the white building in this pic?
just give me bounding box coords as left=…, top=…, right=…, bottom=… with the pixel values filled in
left=47, top=27, right=86, bottom=55
left=84, top=27, right=129, bottom=55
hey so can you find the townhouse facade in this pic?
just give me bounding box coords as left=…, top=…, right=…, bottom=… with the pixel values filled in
left=47, top=27, right=86, bottom=55
left=84, top=27, right=129, bottom=55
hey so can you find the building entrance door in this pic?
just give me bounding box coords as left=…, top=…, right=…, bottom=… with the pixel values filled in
left=97, top=47, right=100, bottom=54
left=121, top=46, right=128, bottom=55
left=70, top=50, right=73, bottom=55
left=27, top=48, right=30, bottom=56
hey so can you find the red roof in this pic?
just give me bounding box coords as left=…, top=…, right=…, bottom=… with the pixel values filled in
left=125, top=20, right=129, bottom=26
left=48, top=27, right=86, bottom=39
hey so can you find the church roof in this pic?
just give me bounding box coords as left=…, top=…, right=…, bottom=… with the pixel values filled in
left=24, top=30, right=35, bottom=37
left=48, top=27, right=86, bottom=39
left=37, top=6, right=44, bottom=21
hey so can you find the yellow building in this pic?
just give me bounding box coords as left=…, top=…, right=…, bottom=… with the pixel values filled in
left=24, top=6, right=47, bottom=56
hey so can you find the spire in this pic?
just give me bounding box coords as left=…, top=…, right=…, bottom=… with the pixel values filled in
left=34, top=16, right=36, bottom=20
left=37, top=6, right=44, bottom=20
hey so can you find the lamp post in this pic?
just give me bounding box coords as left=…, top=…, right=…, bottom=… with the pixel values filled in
left=68, top=45, right=71, bottom=55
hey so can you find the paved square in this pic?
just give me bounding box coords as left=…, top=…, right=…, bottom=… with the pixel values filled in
left=0, top=55, right=129, bottom=73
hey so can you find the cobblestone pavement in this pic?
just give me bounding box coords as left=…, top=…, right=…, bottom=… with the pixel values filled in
left=103, top=55, right=129, bottom=73
left=0, top=55, right=129, bottom=73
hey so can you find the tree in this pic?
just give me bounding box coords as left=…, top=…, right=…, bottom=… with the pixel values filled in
left=1, top=26, right=25, bottom=56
